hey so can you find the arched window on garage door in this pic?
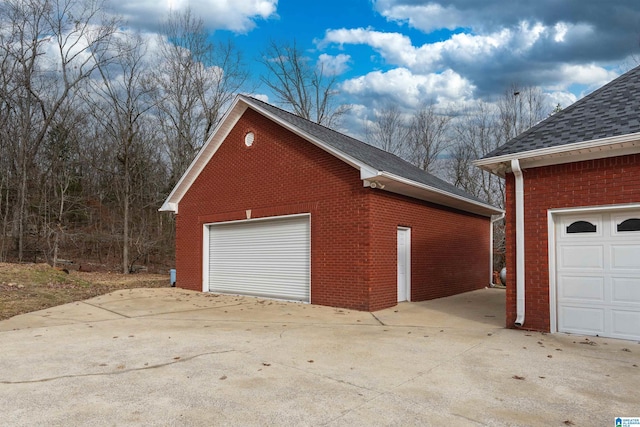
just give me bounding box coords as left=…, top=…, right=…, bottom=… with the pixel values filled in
left=617, top=218, right=640, bottom=232
left=566, top=220, right=597, bottom=234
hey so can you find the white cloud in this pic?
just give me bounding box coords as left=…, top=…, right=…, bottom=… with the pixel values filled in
left=319, top=21, right=592, bottom=77
left=317, top=53, right=351, bottom=76
left=340, top=68, right=475, bottom=107
left=250, top=93, right=270, bottom=103
left=545, top=91, right=578, bottom=111
left=108, top=0, right=278, bottom=33
left=558, top=64, right=619, bottom=87
left=318, top=28, right=417, bottom=67
left=541, top=64, right=619, bottom=92
left=373, top=0, right=463, bottom=33
left=553, top=22, right=569, bottom=43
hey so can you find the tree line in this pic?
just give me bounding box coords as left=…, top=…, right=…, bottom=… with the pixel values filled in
left=0, top=0, right=549, bottom=273
left=0, top=0, right=249, bottom=272
left=364, top=86, right=549, bottom=268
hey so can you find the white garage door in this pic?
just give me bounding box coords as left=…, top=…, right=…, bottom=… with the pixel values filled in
left=207, top=215, right=310, bottom=302
left=556, top=210, right=640, bottom=340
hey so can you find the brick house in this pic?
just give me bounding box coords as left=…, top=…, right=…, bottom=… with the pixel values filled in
left=161, top=95, right=502, bottom=311
left=476, top=65, right=640, bottom=340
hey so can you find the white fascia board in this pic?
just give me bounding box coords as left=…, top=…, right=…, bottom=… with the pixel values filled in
left=378, top=171, right=503, bottom=216
left=158, top=97, right=248, bottom=213
left=475, top=132, right=640, bottom=175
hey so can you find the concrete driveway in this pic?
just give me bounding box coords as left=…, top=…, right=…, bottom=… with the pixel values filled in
left=0, top=287, right=637, bottom=426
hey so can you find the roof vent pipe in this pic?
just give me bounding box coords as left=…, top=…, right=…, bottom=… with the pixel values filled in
left=511, top=159, right=525, bottom=327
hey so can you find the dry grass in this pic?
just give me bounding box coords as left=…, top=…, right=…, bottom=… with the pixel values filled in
left=0, top=263, right=169, bottom=320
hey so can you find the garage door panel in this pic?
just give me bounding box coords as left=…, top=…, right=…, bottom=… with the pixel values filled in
left=558, top=276, right=604, bottom=301
left=612, top=278, right=640, bottom=304
left=559, top=245, right=603, bottom=269
left=611, top=245, right=640, bottom=270
left=559, top=306, right=605, bottom=334
left=208, top=215, right=310, bottom=302
left=612, top=310, right=640, bottom=338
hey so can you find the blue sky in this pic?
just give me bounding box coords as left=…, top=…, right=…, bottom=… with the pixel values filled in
left=109, top=0, right=640, bottom=136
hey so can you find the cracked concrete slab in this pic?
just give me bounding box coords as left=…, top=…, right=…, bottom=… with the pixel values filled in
left=0, top=287, right=638, bottom=426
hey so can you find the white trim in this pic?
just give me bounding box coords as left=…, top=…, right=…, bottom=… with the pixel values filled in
left=204, top=212, right=311, bottom=227
left=377, top=171, right=503, bottom=216
left=475, top=133, right=640, bottom=176
left=202, top=213, right=311, bottom=299
left=202, top=223, right=210, bottom=292
left=547, top=209, right=557, bottom=334
left=397, top=227, right=411, bottom=302
left=547, top=203, right=640, bottom=335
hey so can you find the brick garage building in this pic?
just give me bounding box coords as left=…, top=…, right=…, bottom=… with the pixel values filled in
left=477, top=65, right=640, bottom=340
left=161, top=95, right=501, bottom=311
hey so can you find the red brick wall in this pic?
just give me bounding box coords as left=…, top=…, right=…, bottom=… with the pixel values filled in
left=504, top=154, right=640, bottom=331
left=368, top=191, right=491, bottom=311
left=176, top=107, right=491, bottom=311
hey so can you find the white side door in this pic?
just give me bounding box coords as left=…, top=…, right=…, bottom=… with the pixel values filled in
left=397, top=227, right=411, bottom=302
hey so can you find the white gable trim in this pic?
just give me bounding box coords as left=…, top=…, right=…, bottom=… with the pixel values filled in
left=475, top=132, right=640, bottom=176
left=159, top=98, right=248, bottom=213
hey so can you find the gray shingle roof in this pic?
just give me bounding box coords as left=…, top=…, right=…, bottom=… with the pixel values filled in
left=483, top=64, right=640, bottom=159
left=242, top=95, right=488, bottom=205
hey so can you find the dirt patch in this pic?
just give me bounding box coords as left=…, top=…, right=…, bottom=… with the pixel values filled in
left=0, top=263, right=169, bottom=321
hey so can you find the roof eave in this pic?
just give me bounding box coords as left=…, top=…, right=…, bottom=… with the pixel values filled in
left=368, top=172, right=503, bottom=217
left=475, top=131, right=640, bottom=176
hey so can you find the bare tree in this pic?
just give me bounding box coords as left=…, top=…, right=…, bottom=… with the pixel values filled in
left=39, top=108, right=86, bottom=266
left=0, top=0, right=117, bottom=260
left=365, top=104, right=409, bottom=156
left=497, top=84, right=547, bottom=142
left=84, top=32, right=157, bottom=273
left=153, top=9, right=249, bottom=185
left=407, top=102, right=452, bottom=173
left=260, top=39, right=349, bottom=127
left=450, top=100, right=503, bottom=207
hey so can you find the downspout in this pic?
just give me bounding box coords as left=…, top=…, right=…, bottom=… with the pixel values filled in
left=490, top=213, right=506, bottom=286
left=511, top=159, right=525, bottom=327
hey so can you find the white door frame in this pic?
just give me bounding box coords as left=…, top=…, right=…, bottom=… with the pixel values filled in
left=397, top=227, right=411, bottom=302
left=547, top=203, right=640, bottom=334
